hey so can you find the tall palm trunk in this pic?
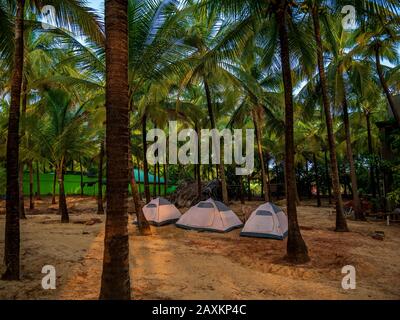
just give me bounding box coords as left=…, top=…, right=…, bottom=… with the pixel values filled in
left=79, top=155, right=84, bottom=196
left=375, top=45, right=400, bottom=126
left=203, top=77, right=228, bottom=204
left=18, top=166, right=25, bottom=219
left=153, top=164, right=157, bottom=198
left=163, top=164, right=168, bottom=197
left=97, top=142, right=105, bottom=214
left=324, top=150, right=332, bottom=204
left=341, top=82, right=365, bottom=220
left=252, top=107, right=270, bottom=202
left=100, top=0, right=131, bottom=300
left=365, top=112, right=376, bottom=200
left=19, top=76, right=27, bottom=219
left=51, top=170, right=57, bottom=204
left=36, top=161, right=41, bottom=200
left=277, top=3, right=309, bottom=263
left=142, top=114, right=151, bottom=203
left=58, top=161, right=69, bottom=223
left=2, top=0, right=25, bottom=280
left=311, top=6, right=348, bottom=232
left=136, top=158, right=142, bottom=200
left=195, top=123, right=202, bottom=198
left=29, top=161, right=34, bottom=210
left=313, top=153, right=321, bottom=207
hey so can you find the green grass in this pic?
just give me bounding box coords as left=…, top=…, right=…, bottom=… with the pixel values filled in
left=23, top=173, right=176, bottom=197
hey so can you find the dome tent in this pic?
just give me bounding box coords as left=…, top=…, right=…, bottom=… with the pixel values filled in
left=135, top=197, right=181, bottom=226
left=240, top=203, right=288, bottom=240
left=176, top=198, right=243, bottom=232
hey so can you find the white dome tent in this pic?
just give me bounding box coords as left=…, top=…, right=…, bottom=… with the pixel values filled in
left=135, top=197, right=181, bottom=226
left=176, top=198, right=243, bottom=232
left=240, top=203, right=288, bottom=240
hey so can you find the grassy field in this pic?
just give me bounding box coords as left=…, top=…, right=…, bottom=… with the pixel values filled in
left=22, top=172, right=176, bottom=196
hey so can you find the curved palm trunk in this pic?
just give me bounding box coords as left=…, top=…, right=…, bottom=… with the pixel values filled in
left=252, top=108, right=270, bottom=202
left=58, top=162, right=69, bottom=223
left=36, top=161, right=41, bottom=200
left=203, top=77, right=228, bottom=204
left=142, top=114, right=151, bottom=203
left=375, top=46, right=400, bottom=126
left=341, top=84, right=365, bottom=220
left=100, top=0, right=131, bottom=300
left=311, top=6, right=348, bottom=232
left=128, top=130, right=151, bottom=235
left=130, top=165, right=151, bottom=236
left=97, top=142, right=104, bottom=215
left=277, top=4, right=309, bottom=263
left=2, top=0, right=25, bottom=280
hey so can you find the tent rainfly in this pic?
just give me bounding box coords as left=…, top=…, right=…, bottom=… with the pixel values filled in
left=176, top=198, right=243, bottom=232
left=240, top=203, right=288, bottom=240
left=135, top=197, right=181, bottom=226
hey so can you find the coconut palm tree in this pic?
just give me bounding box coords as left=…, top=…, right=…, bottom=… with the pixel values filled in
left=0, top=0, right=104, bottom=281
left=99, top=0, right=131, bottom=300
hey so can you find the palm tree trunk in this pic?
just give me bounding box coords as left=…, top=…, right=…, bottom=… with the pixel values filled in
left=324, top=150, right=332, bottom=204
left=129, top=162, right=151, bottom=236
left=252, top=108, right=270, bottom=202
left=2, top=0, right=25, bottom=280
left=58, top=162, right=69, bottom=223
left=29, top=161, right=34, bottom=210
left=97, top=142, right=104, bottom=215
left=277, top=3, right=309, bottom=263
left=18, top=165, right=25, bottom=219
left=365, top=112, right=377, bottom=200
left=195, top=123, right=202, bottom=198
left=203, top=77, right=228, bottom=204
left=163, top=164, right=167, bottom=197
left=100, top=0, right=131, bottom=300
left=136, top=159, right=142, bottom=200
left=19, top=76, right=27, bottom=219
left=311, top=6, right=348, bottom=232
left=52, top=170, right=57, bottom=204
left=142, top=114, right=151, bottom=203
left=128, top=128, right=151, bottom=235
left=341, top=83, right=365, bottom=220
left=313, top=153, right=321, bottom=207
left=153, top=164, right=157, bottom=198
left=247, top=175, right=252, bottom=201
left=36, top=161, right=41, bottom=200
left=375, top=46, right=400, bottom=126
left=79, top=155, right=84, bottom=196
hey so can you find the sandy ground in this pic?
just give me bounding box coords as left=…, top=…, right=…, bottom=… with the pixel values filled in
left=0, top=196, right=399, bottom=300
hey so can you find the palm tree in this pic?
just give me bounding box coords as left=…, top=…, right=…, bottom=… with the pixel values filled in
left=2, top=0, right=25, bottom=280
left=1, top=0, right=104, bottom=281
left=276, top=1, right=310, bottom=263
left=308, top=3, right=349, bottom=231
left=99, top=0, right=131, bottom=300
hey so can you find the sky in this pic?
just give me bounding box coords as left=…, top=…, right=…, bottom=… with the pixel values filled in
left=87, top=0, right=103, bottom=15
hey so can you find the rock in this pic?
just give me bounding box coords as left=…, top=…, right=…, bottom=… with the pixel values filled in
left=85, top=218, right=103, bottom=226
left=169, top=180, right=222, bottom=208
left=371, top=231, right=385, bottom=241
